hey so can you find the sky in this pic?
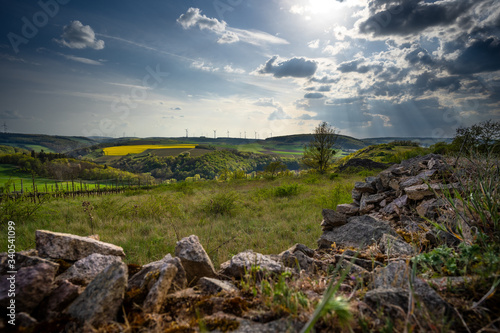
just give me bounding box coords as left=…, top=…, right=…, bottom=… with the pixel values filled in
left=0, top=0, right=499, bottom=139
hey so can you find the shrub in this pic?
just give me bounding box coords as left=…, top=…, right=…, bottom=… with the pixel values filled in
left=203, top=191, right=238, bottom=216
left=273, top=183, right=300, bottom=197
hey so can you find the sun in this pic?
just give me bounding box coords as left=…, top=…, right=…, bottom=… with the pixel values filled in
left=308, top=0, right=341, bottom=14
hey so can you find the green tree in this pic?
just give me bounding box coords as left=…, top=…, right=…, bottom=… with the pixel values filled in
left=452, top=120, right=500, bottom=154
left=265, top=160, right=288, bottom=178
left=302, top=122, right=338, bottom=174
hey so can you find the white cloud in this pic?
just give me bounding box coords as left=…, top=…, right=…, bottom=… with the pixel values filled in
left=217, top=31, right=239, bottom=44
left=254, top=98, right=280, bottom=107
left=190, top=61, right=219, bottom=72
left=55, top=21, right=104, bottom=50
left=268, top=107, right=291, bottom=120
left=363, top=112, right=392, bottom=127
left=308, top=39, right=320, bottom=48
left=60, top=54, right=103, bottom=65
left=223, top=65, right=245, bottom=74
left=322, top=42, right=350, bottom=56
left=177, top=8, right=289, bottom=46
left=177, top=7, right=226, bottom=32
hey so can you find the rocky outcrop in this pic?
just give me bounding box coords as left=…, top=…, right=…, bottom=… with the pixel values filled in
left=318, top=215, right=397, bottom=249
left=66, top=261, right=128, bottom=327
left=55, top=253, right=123, bottom=285
left=36, top=230, right=125, bottom=261
left=219, top=250, right=283, bottom=279
left=174, top=235, right=217, bottom=284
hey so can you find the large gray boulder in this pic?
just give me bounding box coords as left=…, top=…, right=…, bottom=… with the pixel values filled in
left=129, top=254, right=187, bottom=295
left=66, top=261, right=127, bottom=327
left=219, top=251, right=283, bottom=279
left=175, top=235, right=217, bottom=285
left=378, top=234, right=415, bottom=257
left=142, top=264, right=178, bottom=313
left=36, top=230, right=125, bottom=261
left=56, top=253, right=123, bottom=285
left=0, top=262, right=58, bottom=314
left=318, top=215, right=397, bottom=249
left=369, top=261, right=449, bottom=314
left=198, top=277, right=238, bottom=294
left=320, top=208, right=347, bottom=230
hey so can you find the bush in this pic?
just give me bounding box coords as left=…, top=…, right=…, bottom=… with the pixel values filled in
left=203, top=192, right=238, bottom=216
left=273, top=183, right=300, bottom=197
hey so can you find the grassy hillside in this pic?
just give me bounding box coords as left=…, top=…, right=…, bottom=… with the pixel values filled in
left=0, top=133, right=97, bottom=153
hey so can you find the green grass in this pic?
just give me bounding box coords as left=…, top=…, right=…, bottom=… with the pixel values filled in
left=23, top=144, right=55, bottom=153
left=0, top=174, right=361, bottom=266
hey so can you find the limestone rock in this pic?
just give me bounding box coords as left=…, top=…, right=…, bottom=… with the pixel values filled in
left=405, top=183, right=459, bottom=201
left=129, top=254, right=187, bottom=296
left=351, top=188, right=362, bottom=201
left=175, top=235, right=216, bottom=285
left=220, top=251, right=283, bottom=279
left=0, top=262, right=58, bottom=313
left=281, top=250, right=314, bottom=271
left=56, top=253, right=123, bottom=285
left=378, top=234, right=415, bottom=257
left=36, top=279, right=81, bottom=320
left=198, top=277, right=238, bottom=294
left=370, top=261, right=449, bottom=313
left=334, top=254, right=383, bottom=272
left=17, top=312, right=37, bottom=328
left=335, top=203, right=359, bottom=216
left=354, top=181, right=376, bottom=193
left=66, top=261, right=127, bottom=327
left=279, top=243, right=315, bottom=258
left=318, top=215, right=396, bottom=249
left=143, top=263, right=178, bottom=313
left=36, top=230, right=125, bottom=261
left=321, top=208, right=347, bottom=230
left=364, top=288, right=409, bottom=313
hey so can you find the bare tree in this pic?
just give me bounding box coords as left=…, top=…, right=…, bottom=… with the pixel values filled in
left=302, top=122, right=338, bottom=174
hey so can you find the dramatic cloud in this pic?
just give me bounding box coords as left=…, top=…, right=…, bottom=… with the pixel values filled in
left=447, top=37, right=500, bottom=74
left=177, top=7, right=226, bottom=32
left=358, top=0, right=476, bottom=37
left=256, top=56, right=318, bottom=78
left=177, top=8, right=288, bottom=46
left=56, top=21, right=104, bottom=50
left=304, top=92, right=325, bottom=99
left=337, top=59, right=371, bottom=73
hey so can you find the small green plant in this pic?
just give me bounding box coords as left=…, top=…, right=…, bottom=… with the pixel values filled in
left=273, top=183, right=300, bottom=197
left=203, top=191, right=238, bottom=216
left=300, top=257, right=354, bottom=333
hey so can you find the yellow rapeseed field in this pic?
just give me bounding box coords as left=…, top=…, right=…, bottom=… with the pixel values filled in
left=103, top=145, right=197, bottom=156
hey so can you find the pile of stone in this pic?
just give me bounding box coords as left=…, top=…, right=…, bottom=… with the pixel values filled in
left=0, top=230, right=310, bottom=331
left=319, top=154, right=462, bottom=251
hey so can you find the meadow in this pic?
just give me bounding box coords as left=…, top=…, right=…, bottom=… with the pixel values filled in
left=0, top=172, right=369, bottom=267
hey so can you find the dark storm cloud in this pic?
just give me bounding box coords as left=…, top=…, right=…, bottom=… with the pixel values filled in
left=304, top=92, right=325, bottom=99
left=405, top=47, right=434, bottom=66
left=338, top=59, right=370, bottom=73
left=309, top=76, right=339, bottom=84
left=414, top=72, right=461, bottom=93
left=447, top=37, right=500, bottom=74
left=359, top=0, right=476, bottom=37
left=256, top=56, right=317, bottom=78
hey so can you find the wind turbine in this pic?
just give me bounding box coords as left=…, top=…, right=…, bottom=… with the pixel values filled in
left=214, top=130, right=217, bottom=139
left=185, top=129, right=188, bottom=138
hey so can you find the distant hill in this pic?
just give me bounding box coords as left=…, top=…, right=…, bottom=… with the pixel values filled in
left=362, top=137, right=452, bottom=147
left=0, top=133, right=98, bottom=153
